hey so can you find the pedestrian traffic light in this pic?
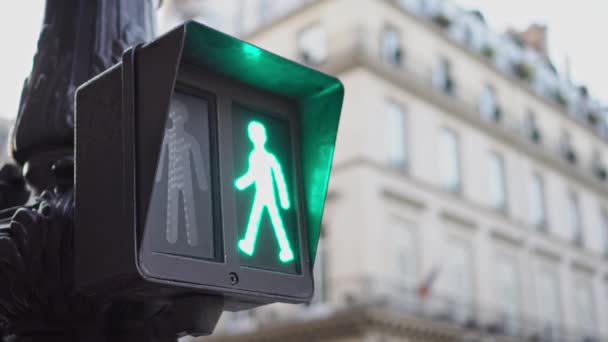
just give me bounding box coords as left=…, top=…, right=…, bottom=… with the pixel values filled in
left=74, top=21, right=343, bottom=309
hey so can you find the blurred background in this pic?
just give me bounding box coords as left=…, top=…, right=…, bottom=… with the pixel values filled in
left=4, top=0, right=608, bottom=341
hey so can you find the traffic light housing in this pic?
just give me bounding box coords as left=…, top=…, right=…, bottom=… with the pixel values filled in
left=75, top=21, right=343, bottom=308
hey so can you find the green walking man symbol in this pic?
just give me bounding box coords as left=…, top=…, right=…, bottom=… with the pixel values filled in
left=235, top=121, right=295, bottom=263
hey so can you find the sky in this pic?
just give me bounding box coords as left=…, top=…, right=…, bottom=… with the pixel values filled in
left=0, top=1, right=44, bottom=119
left=0, top=1, right=607, bottom=119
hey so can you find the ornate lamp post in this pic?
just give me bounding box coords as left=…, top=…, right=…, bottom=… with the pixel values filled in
left=0, top=1, right=207, bottom=341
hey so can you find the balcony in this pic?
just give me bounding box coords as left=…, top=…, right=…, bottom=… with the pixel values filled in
left=342, top=276, right=607, bottom=341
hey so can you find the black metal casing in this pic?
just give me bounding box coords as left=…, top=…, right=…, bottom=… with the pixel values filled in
left=75, top=23, right=316, bottom=309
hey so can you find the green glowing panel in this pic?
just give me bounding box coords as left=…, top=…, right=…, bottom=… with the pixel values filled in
left=180, top=21, right=344, bottom=266
left=233, top=105, right=300, bottom=274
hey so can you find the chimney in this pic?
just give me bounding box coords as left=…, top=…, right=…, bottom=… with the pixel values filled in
left=509, top=23, right=548, bottom=57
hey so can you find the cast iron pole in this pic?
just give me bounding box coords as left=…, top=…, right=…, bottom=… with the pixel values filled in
left=12, top=0, right=155, bottom=192
left=0, top=0, right=194, bottom=341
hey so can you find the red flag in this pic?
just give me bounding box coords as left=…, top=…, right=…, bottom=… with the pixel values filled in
left=418, top=265, right=441, bottom=298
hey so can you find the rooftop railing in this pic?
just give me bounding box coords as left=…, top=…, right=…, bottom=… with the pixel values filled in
left=242, top=0, right=607, bottom=141
left=387, top=0, right=608, bottom=135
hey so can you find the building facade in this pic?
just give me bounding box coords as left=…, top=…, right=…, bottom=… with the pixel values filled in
left=196, top=0, right=608, bottom=341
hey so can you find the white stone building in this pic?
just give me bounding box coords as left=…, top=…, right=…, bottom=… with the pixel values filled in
left=178, top=0, right=608, bottom=341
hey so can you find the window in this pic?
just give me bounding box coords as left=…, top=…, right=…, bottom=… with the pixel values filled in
left=568, top=192, right=583, bottom=245
left=601, top=208, right=608, bottom=256
left=462, top=25, right=474, bottom=48
left=495, top=255, right=520, bottom=333
left=311, top=231, right=327, bottom=303
left=574, top=278, right=596, bottom=335
left=479, top=85, right=501, bottom=121
left=385, top=101, right=407, bottom=170
left=574, top=86, right=592, bottom=122
left=488, top=152, right=507, bottom=211
left=389, top=218, right=417, bottom=291
left=433, top=57, right=454, bottom=95
left=592, top=149, right=607, bottom=181
left=536, top=267, right=561, bottom=340
left=439, top=128, right=461, bottom=192
left=445, top=238, right=474, bottom=321
left=601, top=109, right=608, bottom=138
left=524, top=111, right=542, bottom=143
left=559, top=131, right=577, bottom=164
left=529, top=173, right=547, bottom=228
left=297, top=24, right=327, bottom=66
left=381, top=26, right=403, bottom=66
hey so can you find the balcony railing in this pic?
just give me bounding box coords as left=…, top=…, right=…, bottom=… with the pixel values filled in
left=218, top=276, right=606, bottom=341
left=336, top=276, right=606, bottom=342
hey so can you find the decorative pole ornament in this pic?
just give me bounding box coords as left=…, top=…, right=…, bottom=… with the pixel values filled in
left=0, top=0, right=344, bottom=337
left=0, top=0, right=204, bottom=341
